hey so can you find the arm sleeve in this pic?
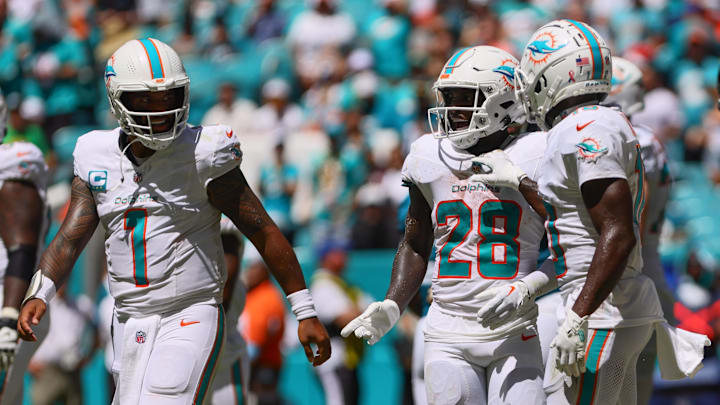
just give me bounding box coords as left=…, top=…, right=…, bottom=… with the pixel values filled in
left=196, top=125, right=243, bottom=188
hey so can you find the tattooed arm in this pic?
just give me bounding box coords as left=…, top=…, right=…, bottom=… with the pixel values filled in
left=207, top=168, right=331, bottom=366
left=385, top=184, right=434, bottom=311
left=208, top=168, right=306, bottom=294
left=18, top=177, right=99, bottom=341
left=0, top=180, right=44, bottom=311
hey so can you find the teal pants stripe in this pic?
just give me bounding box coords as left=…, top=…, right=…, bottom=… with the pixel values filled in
left=193, top=306, right=225, bottom=404
left=231, top=360, right=243, bottom=405
left=576, top=329, right=611, bottom=405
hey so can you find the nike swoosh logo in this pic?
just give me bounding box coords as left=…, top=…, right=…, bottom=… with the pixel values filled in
left=521, top=334, right=537, bottom=341
left=576, top=120, right=595, bottom=131
left=180, top=320, right=200, bottom=327
left=225, top=129, right=233, bottom=138
left=507, top=286, right=515, bottom=296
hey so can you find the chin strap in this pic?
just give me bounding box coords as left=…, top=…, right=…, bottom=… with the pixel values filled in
left=111, top=137, right=143, bottom=191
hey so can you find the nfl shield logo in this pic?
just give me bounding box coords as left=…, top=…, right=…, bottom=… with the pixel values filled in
left=136, top=331, right=146, bottom=344
left=133, top=172, right=143, bottom=183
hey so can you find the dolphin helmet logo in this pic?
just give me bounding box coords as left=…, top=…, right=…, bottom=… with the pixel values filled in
left=528, top=40, right=566, bottom=56
left=105, top=65, right=116, bottom=86
left=492, top=60, right=517, bottom=88
left=527, top=32, right=566, bottom=64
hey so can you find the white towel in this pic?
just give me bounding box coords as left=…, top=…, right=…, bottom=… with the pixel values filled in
left=655, top=320, right=711, bottom=380
left=112, top=314, right=161, bottom=405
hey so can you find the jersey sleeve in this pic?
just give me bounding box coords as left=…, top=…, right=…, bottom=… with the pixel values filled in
left=573, top=121, right=629, bottom=187
left=195, top=125, right=243, bottom=188
left=0, top=142, right=48, bottom=190
left=72, top=131, right=98, bottom=184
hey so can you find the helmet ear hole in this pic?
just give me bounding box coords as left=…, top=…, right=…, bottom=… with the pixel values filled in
left=534, top=81, right=542, bottom=94
left=499, top=101, right=514, bottom=109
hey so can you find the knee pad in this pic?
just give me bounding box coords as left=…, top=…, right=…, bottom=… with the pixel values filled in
left=144, top=343, right=197, bottom=395
left=424, top=361, right=464, bottom=405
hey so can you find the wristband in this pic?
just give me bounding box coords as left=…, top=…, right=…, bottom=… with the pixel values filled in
left=21, top=271, right=56, bottom=307
left=287, top=289, right=318, bottom=321
left=0, top=307, right=19, bottom=320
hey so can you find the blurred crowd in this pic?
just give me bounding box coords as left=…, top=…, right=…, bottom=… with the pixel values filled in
left=3, top=0, right=720, bottom=403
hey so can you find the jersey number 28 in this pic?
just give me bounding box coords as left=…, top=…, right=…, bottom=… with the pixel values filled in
left=436, top=199, right=522, bottom=279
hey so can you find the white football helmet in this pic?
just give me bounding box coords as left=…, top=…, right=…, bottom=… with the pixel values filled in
left=428, top=46, right=524, bottom=149
left=515, top=20, right=612, bottom=130
left=105, top=38, right=190, bottom=150
left=603, top=56, right=644, bottom=116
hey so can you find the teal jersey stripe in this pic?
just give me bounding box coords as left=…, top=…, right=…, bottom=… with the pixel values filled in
left=542, top=201, right=568, bottom=278
left=232, top=361, right=244, bottom=405
left=444, top=47, right=471, bottom=74
left=138, top=38, right=164, bottom=79
left=566, top=20, right=603, bottom=80
left=0, top=370, right=6, bottom=397
left=577, top=329, right=611, bottom=405
left=194, top=306, right=225, bottom=404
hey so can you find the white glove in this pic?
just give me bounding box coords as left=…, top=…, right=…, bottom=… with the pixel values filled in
left=476, top=281, right=532, bottom=329
left=0, top=307, right=19, bottom=371
left=469, top=150, right=527, bottom=190
left=550, top=308, right=589, bottom=377
left=340, top=299, right=400, bottom=345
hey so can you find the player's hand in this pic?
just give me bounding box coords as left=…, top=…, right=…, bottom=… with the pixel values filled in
left=550, top=308, right=589, bottom=377
left=341, top=299, right=400, bottom=345
left=469, top=150, right=527, bottom=190
left=0, top=307, right=19, bottom=371
left=298, top=317, right=331, bottom=367
left=18, top=299, right=46, bottom=342
left=476, top=281, right=532, bottom=329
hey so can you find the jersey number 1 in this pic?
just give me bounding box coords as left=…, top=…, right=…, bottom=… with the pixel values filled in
left=436, top=200, right=522, bottom=279
left=124, top=209, right=149, bottom=287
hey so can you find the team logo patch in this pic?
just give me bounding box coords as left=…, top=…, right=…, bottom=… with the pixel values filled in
left=88, top=170, right=108, bottom=191
left=230, top=143, right=242, bottom=161
left=527, top=31, right=566, bottom=65
left=576, top=137, right=608, bottom=163
left=18, top=161, right=30, bottom=174
left=136, top=331, right=146, bottom=344
left=492, top=59, right=517, bottom=89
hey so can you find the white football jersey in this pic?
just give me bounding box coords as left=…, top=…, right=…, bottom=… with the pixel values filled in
left=538, top=106, right=663, bottom=328
left=73, top=125, right=243, bottom=318
left=636, top=125, right=670, bottom=253
left=0, top=141, right=48, bottom=283
left=402, top=132, right=546, bottom=339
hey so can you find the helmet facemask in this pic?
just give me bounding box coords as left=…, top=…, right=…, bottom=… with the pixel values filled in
left=428, top=81, right=520, bottom=149
left=111, top=85, right=189, bottom=151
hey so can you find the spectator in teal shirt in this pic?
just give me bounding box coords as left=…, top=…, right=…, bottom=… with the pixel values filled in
left=365, top=0, right=411, bottom=79
left=259, top=142, right=299, bottom=243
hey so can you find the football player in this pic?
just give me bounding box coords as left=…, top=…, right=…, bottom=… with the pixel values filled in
left=472, top=20, right=707, bottom=405
left=341, top=46, right=556, bottom=405
left=16, top=38, right=330, bottom=405
left=602, top=56, right=674, bottom=405
left=0, top=89, right=50, bottom=404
